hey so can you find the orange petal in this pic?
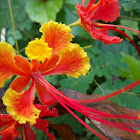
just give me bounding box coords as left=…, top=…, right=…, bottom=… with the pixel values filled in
left=45, top=44, right=91, bottom=78
left=14, top=55, right=32, bottom=74
left=0, top=121, right=20, bottom=139
left=35, top=81, right=56, bottom=105
left=10, top=76, right=31, bottom=93
left=40, top=21, right=74, bottom=53
left=39, top=54, right=59, bottom=74
left=0, top=42, right=24, bottom=88
left=2, top=81, right=40, bottom=125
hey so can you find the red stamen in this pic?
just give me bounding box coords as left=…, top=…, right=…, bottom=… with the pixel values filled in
left=36, top=73, right=140, bottom=104
left=33, top=73, right=140, bottom=138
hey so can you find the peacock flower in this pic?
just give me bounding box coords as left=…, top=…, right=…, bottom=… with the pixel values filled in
left=76, top=0, right=140, bottom=56
left=0, top=104, right=58, bottom=140
left=1, top=20, right=140, bottom=140
left=0, top=20, right=90, bottom=125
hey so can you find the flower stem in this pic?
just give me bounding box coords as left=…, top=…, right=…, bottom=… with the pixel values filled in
left=68, top=19, right=81, bottom=27
left=8, top=0, right=19, bottom=52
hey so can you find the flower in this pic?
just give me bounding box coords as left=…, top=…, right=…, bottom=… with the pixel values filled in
left=0, top=20, right=140, bottom=140
left=0, top=104, right=58, bottom=140
left=76, top=0, right=140, bottom=56
left=76, top=0, right=121, bottom=44
left=0, top=20, right=90, bottom=125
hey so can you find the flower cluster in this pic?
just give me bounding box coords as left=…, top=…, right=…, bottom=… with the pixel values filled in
left=76, top=0, right=140, bottom=56
left=0, top=20, right=90, bottom=139
left=0, top=0, right=140, bottom=140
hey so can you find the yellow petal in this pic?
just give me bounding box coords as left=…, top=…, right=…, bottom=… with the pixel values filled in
left=25, top=38, right=52, bottom=62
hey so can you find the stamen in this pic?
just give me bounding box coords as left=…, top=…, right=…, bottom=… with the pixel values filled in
left=36, top=73, right=140, bottom=105
left=33, top=73, right=140, bottom=137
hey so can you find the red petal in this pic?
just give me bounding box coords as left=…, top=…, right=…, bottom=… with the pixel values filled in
left=33, top=118, right=56, bottom=140
left=39, top=54, right=59, bottom=74
left=14, top=55, right=32, bottom=74
left=35, top=81, right=56, bottom=105
left=90, top=27, right=122, bottom=44
left=20, top=123, right=36, bottom=140
left=86, top=0, right=96, bottom=11
left=44, top=44, right=90, bottom=78
left=35, top=104, right=58, bottom=117
left=10, top=76, right=31, bottom=93
left=0, top=121, right=20, bottom=140
left=0, top=114, right=13, bottom=128
left=90, top=0, right=120, bottom=22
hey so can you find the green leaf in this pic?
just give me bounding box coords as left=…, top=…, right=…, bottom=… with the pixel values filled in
left=121, top=0, right=138, bottom=11
left=93, top=79, right=140, bottom=109
left=120, top=53, right=140, bottom=81
left=44, top=75, right=64, bottom=86
left=120, top=19, right=139, bottom=39
left=0, top=0, right=27, bottom=31
left=25, top=0, right=63, bottom=24
left=50, top=112, right=83, bottom=135
left=60, top=71, right=95, bottom=93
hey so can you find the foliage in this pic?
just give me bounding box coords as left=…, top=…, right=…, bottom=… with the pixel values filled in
left=0, top=0, right=140, bottom=139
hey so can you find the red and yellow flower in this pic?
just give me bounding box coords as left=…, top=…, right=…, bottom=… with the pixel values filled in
left=76, top=0, right=140, bottom=56
left=0, top=20, right=140, bottom=140
left=0, top=104, right=58, bottom=140
left=76, top=0, right=121, bottom=44
left=0, top=20, right=90, bottom=125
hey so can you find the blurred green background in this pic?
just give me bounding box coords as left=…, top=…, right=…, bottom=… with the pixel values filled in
left=0, top=0, right=140, bottom=139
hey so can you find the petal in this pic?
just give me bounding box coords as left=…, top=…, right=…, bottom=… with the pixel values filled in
left=33, top=118, right=56, bottom=140
left=25, top=38, right=52, bottom=63
left=40, top=20, right=74, bottom=53
left=39, top=54, right=59, bottom=74
left=35, top=104, right=58, bottom=117
left=10, top=76, right=31, bottom=93
left=0, top=114, right=13, bottom=128
left=45, top=44, right=91, bottom=78
left=20, top=123, right=36, bottom=140
left=91, top=0, right=120, bottom=22
left=2, top=81, right=40, bottom=125
left=35, top=81, right=56, bottom=105
left=76, top=3, right=94, bottom=31
left=90, top=27, right=122, bottom=44
left=14, top=55, right=32, bottom=74
left=86, top=0, right=96, bottom=11
left=0, top=121, right=20, bottom=140
left=0, top=42, right=24, bottom=88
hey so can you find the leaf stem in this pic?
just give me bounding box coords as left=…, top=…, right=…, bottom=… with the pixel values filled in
left=68, top=19, right=81, bottom=27
left=8, top=0, right=19, bottom=52
left=93, top=79, right=104, bottom=94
